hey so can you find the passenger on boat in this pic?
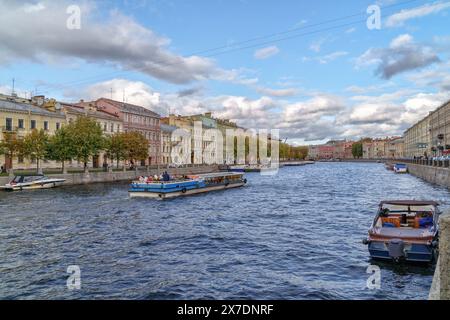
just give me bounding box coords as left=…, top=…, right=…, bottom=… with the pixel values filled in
left=162, top=171, right=171, bottom=182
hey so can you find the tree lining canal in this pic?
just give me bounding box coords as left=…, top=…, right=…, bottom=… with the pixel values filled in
left=0, top=162, right=448, bottom=299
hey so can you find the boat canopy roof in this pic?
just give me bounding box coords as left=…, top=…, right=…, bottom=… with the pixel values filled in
left=194, top=172, right=244, bottom=179
left=380, top=200, right=439, bottom=206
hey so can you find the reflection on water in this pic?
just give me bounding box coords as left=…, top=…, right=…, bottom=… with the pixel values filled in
left=0, top=162, right=447, bottom=299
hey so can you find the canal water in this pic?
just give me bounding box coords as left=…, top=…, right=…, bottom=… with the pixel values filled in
left=0, top=162, right=449, bottom=300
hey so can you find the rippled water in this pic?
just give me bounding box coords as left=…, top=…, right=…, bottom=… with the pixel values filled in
left=1, top=162, right=449, bottom=300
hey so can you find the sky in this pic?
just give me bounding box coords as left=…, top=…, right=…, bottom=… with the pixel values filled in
left=0, top=0, right=450, bottom=145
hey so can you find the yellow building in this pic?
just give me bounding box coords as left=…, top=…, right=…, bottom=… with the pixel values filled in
left=428, top=100, right=450, bottom=156
left=404, top=116, right=431, bottom=158
left=0, top=94, right=125, bottom=171
left=386, top=137, right=405, bottom=159
left=0, top=94, right=66, bottom=171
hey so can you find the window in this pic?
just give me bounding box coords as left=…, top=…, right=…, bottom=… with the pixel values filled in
left=117, top=124, right=120, bottom=132
left=56, top=122, right=60, bottom=130
left=30, top=120, right=36, bottom=129
left=44, top=121, right=49, bottom=131
left=103, top=123, right=107, bottom=131
left=18, top=119, right=24, bottom=129
left=110, top=123, right=114, bottom=133
left=5, top=118, right=12, bottom=131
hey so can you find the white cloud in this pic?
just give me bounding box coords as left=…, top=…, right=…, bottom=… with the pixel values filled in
left=0, top=1, right=222, bottom=84
left=255, top=86, right=299, bottom=97
left=386, top=1, right=450, bottom=27
left=356, top=34, right=440, bottom=79
left=317, top=51, right=348, bottom=64
left=254, top=46, right=280, bottom=60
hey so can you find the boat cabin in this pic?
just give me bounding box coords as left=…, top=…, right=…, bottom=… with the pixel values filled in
left=9, top=175, right=47, bottom=184
left=373, top=201, right=440, bottom=231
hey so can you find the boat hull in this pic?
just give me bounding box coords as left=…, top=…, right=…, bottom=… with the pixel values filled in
left=0, top=180, right=66, bottom=191
left=129, top=181, right=245, bottom=199
left=368, top=240, right=436, bottom=263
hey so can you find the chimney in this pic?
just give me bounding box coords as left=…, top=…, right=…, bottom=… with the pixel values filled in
left=31, top=95, right=45, bottom=106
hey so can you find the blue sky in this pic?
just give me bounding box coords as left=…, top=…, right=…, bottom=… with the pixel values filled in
left=1, top=0, right=450, bottom=144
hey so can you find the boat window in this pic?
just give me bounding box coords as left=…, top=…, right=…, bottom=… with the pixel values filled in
left=378, top=207, right=434, bottom=229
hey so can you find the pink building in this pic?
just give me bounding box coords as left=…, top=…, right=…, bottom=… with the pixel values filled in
left=79, top=98, right=161, bottom=165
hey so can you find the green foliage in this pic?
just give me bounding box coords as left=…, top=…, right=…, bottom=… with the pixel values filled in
left=122, top=131, right=149, bottom=164
left=67, top=117, right=105, bottom=169
left=105, top=132, right=127, bottom=168
left=352, top=142, right=363, bottom=158
left=279, top=142, right=308, bottom=160
left=0, top=132, right=24, bottom=170
left=22, top=129, right=49, bottom=172
left=46, top=126, right=76, bottom=172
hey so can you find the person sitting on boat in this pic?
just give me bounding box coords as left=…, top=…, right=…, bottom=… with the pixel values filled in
left=162, top=171, right=171, bottom=182
left=138, top=176, right=145, bottom=183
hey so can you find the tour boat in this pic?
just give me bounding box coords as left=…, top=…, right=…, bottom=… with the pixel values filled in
left=363, top=200, right=441, bottom=263
left=0, top=175, right=66, bottom=191
left=128, top=172, right=247, bottom=199
left=393, top=163, right=408, bottom=173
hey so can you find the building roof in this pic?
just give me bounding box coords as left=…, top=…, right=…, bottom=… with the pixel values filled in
left=62, top=103, right=121, bottom=122
left=0, top=98, right=66, bottom=118
left=161, top=124, right=178, bottom=133
left=380, top=200, right=439, bottom=206
left=98, top=98, right=160, bottom=118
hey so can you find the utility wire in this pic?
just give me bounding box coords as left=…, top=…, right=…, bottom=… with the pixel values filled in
left=36, top=0, right=425, bottom=92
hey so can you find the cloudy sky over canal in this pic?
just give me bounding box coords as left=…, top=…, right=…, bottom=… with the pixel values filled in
left=0, top=0, right=450, bottom=144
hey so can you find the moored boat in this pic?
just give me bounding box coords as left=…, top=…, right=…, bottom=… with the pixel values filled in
left=363, top=200, right=441, bottom=263
left=0, top=175, right=66, bottom=191
left=385, top=162, right=394, bottom=171
left=128, top=172, right=247, bottom=199
left=393, top=163, right=408, bottom=173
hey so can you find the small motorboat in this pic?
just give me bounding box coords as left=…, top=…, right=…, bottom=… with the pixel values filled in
left=363, top=200, right=441, bottom=263
left=0, top=175, right=66, bottom=191
left=393, top=163, right=408, bottom=173
left=385, top=162, right=394, bottom=171
left=129, top=172, right=247, bottom=199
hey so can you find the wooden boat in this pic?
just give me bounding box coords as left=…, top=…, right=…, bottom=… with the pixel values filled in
left=363, top=200, right=441, bottom=263
left=393, top=163, right=408, bottom=173
left=128, top=172, right=247, bottom=199
left=0, top=175, right=66, bottom=191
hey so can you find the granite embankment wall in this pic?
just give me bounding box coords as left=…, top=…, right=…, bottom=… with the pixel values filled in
left=0, top=165, right=219, bottom=187
left=429, top=213, right=450, bottom=300
left=401, top=163, right=450, bottom=299
left=406, top=163, right=450, bottom=189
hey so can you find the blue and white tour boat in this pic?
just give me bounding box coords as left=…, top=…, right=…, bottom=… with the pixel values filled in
left=129, top=172, right=247, bottom=199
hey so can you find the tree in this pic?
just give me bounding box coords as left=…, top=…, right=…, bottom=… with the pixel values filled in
left=67, top=117, right=105, bottom=173
left=352, top=142, right=363, bottom=159
left=105, top=132, right=126, bottom=169
left=123, top=131, right=149, bottom=167
left=46, top=126, right=76, bottom=174
left=22, top=129, right=50, bottom=173
left=0, top=132, right=24, bottom=174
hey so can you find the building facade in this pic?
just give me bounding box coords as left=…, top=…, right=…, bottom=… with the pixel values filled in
left=386, top=137, right=405, bottom=159
left=1, top=94, right=67, bottom=171
left=404, top=115, right=432, bottom=158
left=62, top=102, right=123, bottom=168
left=160, top=124, right=177, bottom=166
left=86, top=98, right=161, bottom=165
